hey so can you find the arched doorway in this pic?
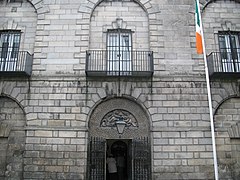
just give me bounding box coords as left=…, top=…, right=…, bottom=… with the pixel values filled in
left=214, top=97, right=240, bottom=179
left=0, top=96, right=26, bottom=179
left=87, top=97, right=152, bottom=180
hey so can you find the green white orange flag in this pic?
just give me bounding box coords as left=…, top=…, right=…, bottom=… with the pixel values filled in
left=195, top=0, right=203, bottom=54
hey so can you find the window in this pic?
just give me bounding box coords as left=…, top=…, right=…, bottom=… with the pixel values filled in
left=107, top=29, right=132, bottom=75
left=0, top=31, right=21, bottom=71
left=8, top=0, right=23, bottom=2
left=218, top=31, right=240, bottom=72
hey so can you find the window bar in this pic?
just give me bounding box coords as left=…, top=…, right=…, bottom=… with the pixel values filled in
left=118, top=32, right=121, bottom=76
left=98, top=50, right=101, bottom=71
left=91, top=50, right=94, bottom=71
left=90, top=50, right=92, bottom=71
left=136, top=51, right=138, bottom=72
left=17, top=51, right=21, bottom=71
left=86, top=51, right=89, bottom=72
left=95, top=50, right=97, bottom=71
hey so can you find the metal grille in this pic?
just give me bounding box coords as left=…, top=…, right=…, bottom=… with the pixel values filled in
left=0, top=31, right=20, bottom=71
left=133, top=137, right=151, bottom=180
left=87, top=137, right=106, bottom=180
left=8, top=0, right=23, bottom=2
left=207, top=50, right=240, bottom=76
left=86, top=29, right=154, bottom=77
left=86, top=50, right=153, bottom=77
left=0, top=31, right=33, bottom=76
left=217, top=32, right=240, bottom=72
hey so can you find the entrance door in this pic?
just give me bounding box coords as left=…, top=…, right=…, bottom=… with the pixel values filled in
left=88, top=138, right=151, bottom=180
left=107, top=140, right=129, bottom=180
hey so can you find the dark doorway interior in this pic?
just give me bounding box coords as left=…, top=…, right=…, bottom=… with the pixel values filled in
left=106, top=139, right=131, bottom=180
left=88, top=137, right=151, bottom=180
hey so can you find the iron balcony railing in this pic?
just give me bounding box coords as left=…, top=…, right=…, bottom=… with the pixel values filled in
left=86, top=50, right=154, bottom=77
left=0, top=51, right=33, bottom=76
left=207, top=49, right=240, bottom=78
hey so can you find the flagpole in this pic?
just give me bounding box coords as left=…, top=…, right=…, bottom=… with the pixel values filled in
left=196, top=0, right=219, bottom=179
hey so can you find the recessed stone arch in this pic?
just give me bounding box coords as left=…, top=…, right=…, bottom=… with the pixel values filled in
left=0, top=95, right=26, bottom=126
left=214, top=95, right=240, bottom=115
left=0, top=81, right=27, bottom=109
left=202, top=0, right=240, bottom=11
left=88, top=96, right=151, bottom=139
left=89, top=0, right=150, bottom=51
left=213, top=96, right=240, bottom=179
left=78, top=0, right=157, bottom=19
left=211, top=81, right=240, bottom=113
left=27, top=0, right=50, bottom=16
left=77, top=0, right=161, bottom=59
left=0, top=95, right=26, bottom=179
left=214, top=96, right=240, bottom=133
left=0, top=0, right=42, bottom=54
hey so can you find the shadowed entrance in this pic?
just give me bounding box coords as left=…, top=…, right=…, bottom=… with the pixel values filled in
left=87, top=97, right=152, bottom=180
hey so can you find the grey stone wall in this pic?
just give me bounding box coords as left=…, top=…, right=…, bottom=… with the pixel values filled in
left=202, top=1, right=240, bottom=179
left=0, top=0, right=240, bottom=179
left=19, top=78, right=215, bottom=179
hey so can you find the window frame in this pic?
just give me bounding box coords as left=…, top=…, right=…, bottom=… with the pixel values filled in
left=218, top=31, right=240, bottom=72
left=0, top=30, right=21, bottom=71
left=106, top=29, right=133, bottom=76
left=8, top=0, right=23, bottom=3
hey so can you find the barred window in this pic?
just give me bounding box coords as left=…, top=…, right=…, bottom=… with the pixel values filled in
left=218, top=31, right=240, bottom=72
left=0, top=31, right=21, bottom=71
left=8, top=0, right=23, bottom=2
left=107, top=29, right=132, bottom=75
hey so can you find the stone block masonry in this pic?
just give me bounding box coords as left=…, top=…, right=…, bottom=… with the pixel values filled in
left=19, top=77, right=215, bottom=179
left=1, top=0, right=239, bottom=179
left=24, top=128, right=87, bottom=180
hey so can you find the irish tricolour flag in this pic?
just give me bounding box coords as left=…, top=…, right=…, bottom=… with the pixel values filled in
left=195, top=0, right=203, bottom=54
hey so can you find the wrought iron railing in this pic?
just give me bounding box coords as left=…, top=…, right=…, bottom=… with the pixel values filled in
left=86, top=50, right=154, bottom=77
left=0, top=51, right=33, bottom=76
left=207, top=50, right=240, bottom=78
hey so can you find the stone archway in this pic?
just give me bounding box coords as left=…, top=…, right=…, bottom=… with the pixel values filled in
left=0, top=96, right=26, bottom=180
left=88, top=97, right=151, bottom=138
left=77, top=0, right=161, bottom=63
left=202, top=0, right=240, bottom=11
left=27, top=0, right=50, bottom=16
left=87, top=97, right=152, bottom=180
left=214, top=97, right=240, bottom=179
left=89, top=0, right=150, bottom=52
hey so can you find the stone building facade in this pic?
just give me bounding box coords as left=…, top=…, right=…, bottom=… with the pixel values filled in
left=0, top=0, right=240, bottom=179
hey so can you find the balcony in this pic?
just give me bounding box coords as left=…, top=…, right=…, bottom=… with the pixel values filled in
left=207, top=50, right=240, bottom=79
left=0, top=51, right=33, bottom=77
left=86, top=50, right=153, bottom=77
